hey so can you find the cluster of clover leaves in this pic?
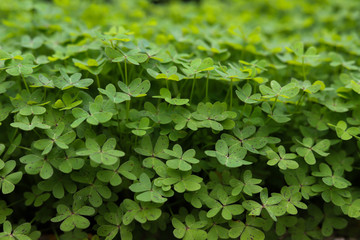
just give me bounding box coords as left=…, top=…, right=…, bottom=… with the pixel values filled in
left=0, top=0, right=360, bottom=239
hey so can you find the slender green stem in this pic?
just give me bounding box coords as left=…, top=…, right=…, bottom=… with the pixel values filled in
left=172, top=81, right=179, bottom=96
left=189, top=74, right=196, bottom=103
left=117, top=62, right=125, bottom=83
left=166, top=78, right=169, bottom=89
left=205, top=71, right=209, bottom=101
left=302, top=56, right=306, bottom=81
left=124, top=59, right=128, bottom=85
left=7, top=198, right=24, bottom=207
left=43, top=88, right=46, bottom=100
left=95, top=74, right=100, bottom=89
left=115, top=104, right=120, bottom=131
left=229, top=79, right=233, bottom=110
left=271, top=95, right=278, bottom=113
left=21, top=74, right=30, bottom=93
left=17, top=146, right=32, bottom=151
left=126, top=100, right=130, bottom=121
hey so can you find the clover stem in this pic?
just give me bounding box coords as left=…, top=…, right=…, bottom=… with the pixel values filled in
left=124, top=59, right=128, bottom=85
left=17, top=146, right=32, bottom=151
left=166, top=78, right=169, bottom=89
left=302, top=56, right=306, bottom=81
left=115, top=104, right=120, bottom=131
left=21, top=74, right=30, bottom=93
left=294, top=91, right=306, bottom=113
left=126, top=100, right=130, bottom=121
left=189, top=74, right=196, bottom=103
left=172, top=81, right=179, bottom=96
left=95, top=74, right=100, bottom=89
left=205, top=71, right=209, bottom=101
left=271, top=95, right=278, bottom=113
left=43, top=88, right=47, bottom=100
left=229, top=78, right=233, bottom=110
left=117, top=62, right=125, bottom=83
left=7, top=198, right=24, bottom=207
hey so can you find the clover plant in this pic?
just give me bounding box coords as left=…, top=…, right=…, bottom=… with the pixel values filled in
left=0, top=0, right=360, bottom=239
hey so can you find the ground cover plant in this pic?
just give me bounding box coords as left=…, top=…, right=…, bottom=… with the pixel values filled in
left=0, top=0, right=360, bottom=239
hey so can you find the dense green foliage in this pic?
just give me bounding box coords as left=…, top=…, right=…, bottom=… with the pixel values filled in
left=1, top=0, right=360, bottom=239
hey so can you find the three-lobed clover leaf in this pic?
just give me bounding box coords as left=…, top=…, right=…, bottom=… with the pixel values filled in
left=129, top=173, right=168, bottom=203
left=328, top=120, right=360, bottom=140
left=20, top=153, right=54, bottom=179
left=228, top=216, right=265, bottom=240
left=97, top=203, right=132, bottom=240
left=242, top=188, right=284, bottom=221
left=229, top=170, right=263, bottom=196
left=295, top=138, right=330, bottom=165
left=118, top=78, right=150, bottom=97
left=205, top=188, right=244, bottom=220
left=205, top=140, right=251, bottom=168
left=0, top=160, right=22, bottom=194
left=54, top=69, right=93, bottom=90
left=33, top=122, right=76, bottom=155
left=172, top=215, right=207, bottom=240
left=0, top=221, right=38, bottom=240
left=153, top=88, right=189, bottom=106
left=192, top=102, right=236, bottom=131
left=266, top=145, right=299, bottom=170
left=312, top=163, right=351, bottom=189
left=122, top=199, right=162, bottom=225
left=76, top=138, right=124, bottom=165
left=273, top=186, right=307, bottom=215
left=164, top=144, right=199, bottom=171
left=51, top=204, right=95, bottom=232
left=98, top=83, right=130, bottom=103
left=236, top=83, right=261, bottom=104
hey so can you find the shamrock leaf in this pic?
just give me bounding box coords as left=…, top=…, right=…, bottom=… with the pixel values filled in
left=122, top=199, right=162, bottom=225
left=98, top=83, right=130, bottom=103
left=221, top=126, right=268, bottom=153
left=295, top=138, right=330, bottom=165
left=0, top=201, right=13, bottom=224
left=205, top=188, right=244, bottom=220
left=266, top=145, right=299, bottom=170
left=147, top=65, right=185, bottom=81
left=328, top=120, right=360, bottom=140
left=52, top=93, right=83, bottom=111
left=172, top=107, right=199, bottom=131
left=129, top=173, right=168, bottom=203
left=259, top=80, right=299, bottom=99
left=153, top=88, right=189, bottom=106
left=5, top=54, right=36, bottom=76
left=33, top=122, right=76, bottom=155
left=126, top=117, right=151, bottom=136
left=312, top=163, right=351, bottom=189
left=24, top=185, right=50, bottom=207
left=54, top=69, right=93, bottom=90
left=106, top=48, right=147, bottom=65
left=38, top=173, right=77, bottom=199
left=242, top=188, right=284, bottom=221
left=134, top=135, right=170, bottom=169
left=20, top=153, right=54, bottom=179
left=76, top=138, right=124, bottom=165
left=118, top=78, right=150, bottom=97
left=236, top=83, right=261, bottom=104
left=164, top=144, right=199, bottom=171
left=51, top=204, right=95, bottom=232
left=96, top=160, right=136, bottom=186
left=71, top=95, right=114, bottom=127
left=0, top=160, right=23, bottom=194
left=10, top=115, right=50, bottom=131
left=229, top=170, right=262, bottom=196
left=284, top=167, right=316, bottom=200
left=273, top=186, right=307, bottom=215
left=160, top=170, right=203, bottom=193
left=205, top=140, right=251, bottom=168
left=228, top=216, right=265, bottom=240
left=182, top=58, right=214, bottom=76
left=172, top=215, right=207, bottom=240
left=0, top=221, right=34, bottom=240
left=97, top=203, right=132, bottom=240
left=192, top=102, right=236, bottom=131
left=21, top=35, right=44, bottom=49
